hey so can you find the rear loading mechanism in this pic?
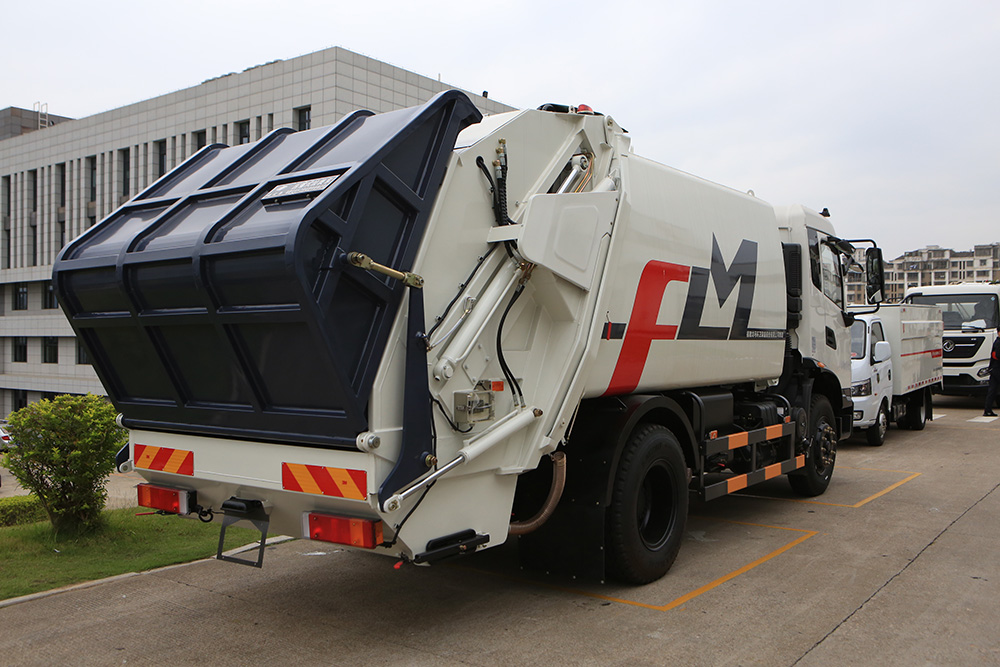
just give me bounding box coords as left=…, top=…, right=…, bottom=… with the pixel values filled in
left=53, top=92, right=482, bottom=453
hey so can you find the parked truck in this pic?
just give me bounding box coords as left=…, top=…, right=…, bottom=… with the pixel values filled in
left=904, top=283, right=1000, bottom=395
left=52, top=91, right=884, bottom=583
left=848, top=305, right=943, bottom=445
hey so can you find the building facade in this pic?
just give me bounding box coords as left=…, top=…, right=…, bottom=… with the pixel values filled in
left=0, top=46, right=512, bottom=416
left=847, top=243, right=1000, bottom=304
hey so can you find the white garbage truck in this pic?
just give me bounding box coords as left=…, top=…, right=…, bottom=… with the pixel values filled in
left=904, top=283, right=1000, bottom=395
left=53, top=92, right=884, bottom=583
left=848, top=305, right=943, bottom=445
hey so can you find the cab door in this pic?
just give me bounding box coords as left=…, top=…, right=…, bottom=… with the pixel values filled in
left=869, top=320, right=893, bottom=405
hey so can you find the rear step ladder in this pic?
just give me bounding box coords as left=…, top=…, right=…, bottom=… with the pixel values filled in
left=216, top=497, right=270, bottom=568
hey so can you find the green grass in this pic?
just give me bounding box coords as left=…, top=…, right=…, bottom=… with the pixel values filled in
left=0, top=508, right=268, bottom=601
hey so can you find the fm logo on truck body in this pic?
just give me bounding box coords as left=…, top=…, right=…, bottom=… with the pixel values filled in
left=604, top=236, right=784, bottom=395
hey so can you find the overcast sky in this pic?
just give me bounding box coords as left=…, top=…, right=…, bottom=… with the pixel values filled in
left=4, top=0, right=998, bottom=259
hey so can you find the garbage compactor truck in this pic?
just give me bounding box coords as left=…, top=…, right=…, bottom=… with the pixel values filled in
left=53, top=91, right=885, bottom=583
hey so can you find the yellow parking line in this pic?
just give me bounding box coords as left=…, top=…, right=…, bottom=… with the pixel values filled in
left=739, top=466, right=921, bottom=508
left=462, top=520, right=817, bottom=613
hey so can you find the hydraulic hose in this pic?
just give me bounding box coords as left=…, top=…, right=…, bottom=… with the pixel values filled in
left=509, top=451, right=567, bottom=536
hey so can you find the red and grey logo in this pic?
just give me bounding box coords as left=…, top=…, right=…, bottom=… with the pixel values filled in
left=603, top=236, right=783, bottom=395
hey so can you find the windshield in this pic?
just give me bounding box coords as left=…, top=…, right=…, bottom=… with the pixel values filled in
left=850, top=320, right=867, bottom=359
left=908, top=293, right=999, bottom=330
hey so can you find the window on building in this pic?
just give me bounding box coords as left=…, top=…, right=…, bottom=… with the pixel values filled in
left=41, top=392, right=59, bottom=401
left=237, top=120, right=251, bottom=144
left=87, top=155, right=97, bottom=202
left=295, top=106, right=312, bottom=131
left=77, top=338, right=91, bottom=365
left=57, top=163, right=67, bottom=208
left=12, top=283, right=28, bottom=310
left=2, top=175, right=10, bottom=269
left=155, top=140, right=167, bottom=178
left=193, top=130, right=207, bottom=151
left=12, top=337, right=27, bottom=363
left=43, top=281, right=58, bottom=309
left=29, top=169, right=38, bottom=213
left=13, top=390, right=28, bottom=411
left=42, top=337, right=59, bottom=364
left=119, top=148, right=131, bottom=199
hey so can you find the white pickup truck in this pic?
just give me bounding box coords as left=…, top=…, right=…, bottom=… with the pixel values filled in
left=849, top=305, right=943, bottom=445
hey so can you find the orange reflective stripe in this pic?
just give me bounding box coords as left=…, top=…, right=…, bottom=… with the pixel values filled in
left=727, top=475, right=748, bottom=493
left=287, top=463, right=323, bottom=495
left=728, top=432, right=748, bottom=450
left=764, top=462, right=783, bottom=479
left=328, top=467, right=365, bottom=501
left=135, top=444, right=159, bottom=469
left=281, top=462, right=367, bottom=500
left=133, top=444, right=194, bottom=475
left=162, top=448, right=189, bottom=474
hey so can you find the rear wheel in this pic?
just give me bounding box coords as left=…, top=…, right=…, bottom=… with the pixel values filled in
left=866, top=401, right=889, bottom=446
left=788, top=395, right=837, bottom=497
left=606, top=424, right=688, bottom=584
left=899, top=389, right=928, bottom=430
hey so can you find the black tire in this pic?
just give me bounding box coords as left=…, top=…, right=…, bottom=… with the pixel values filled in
left=788, top=395, right=837, bottom=497
left=899, top=389, right=928, bottom=431
left=606, top=424, right=688, bottom=584
left=866, top=401, right=889, bottom=447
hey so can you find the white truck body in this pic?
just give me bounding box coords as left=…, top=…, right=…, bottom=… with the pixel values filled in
left=849, top=305, right=943, bottom=443
left=54, top=92, right=883, bottom=582
left=904, top=283, right=1000, bottom=395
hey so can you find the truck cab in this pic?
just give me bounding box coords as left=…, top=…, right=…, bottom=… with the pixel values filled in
left=905, top=283, right=1000, bottom=394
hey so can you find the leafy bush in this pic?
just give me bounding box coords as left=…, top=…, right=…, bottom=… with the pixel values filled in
left=4, top=394, right=127, bottom=534
left=0, top=494, right=47, bottom=527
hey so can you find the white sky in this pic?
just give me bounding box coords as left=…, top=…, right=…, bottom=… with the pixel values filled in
left=4, top=0, right=998, bottom=260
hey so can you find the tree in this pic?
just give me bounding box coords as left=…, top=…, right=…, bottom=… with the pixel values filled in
left=4, top=393, right=127, bottom=534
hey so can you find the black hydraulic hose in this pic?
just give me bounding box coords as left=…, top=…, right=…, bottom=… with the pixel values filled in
left=425, top=244, right=497, bottom=341
left=497, top=283, right=526, bottom=407
left=476, top=156, right=503, bottom=225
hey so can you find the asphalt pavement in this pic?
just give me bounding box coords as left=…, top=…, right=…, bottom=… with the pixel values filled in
left=1, top=394, right=998, bottom=666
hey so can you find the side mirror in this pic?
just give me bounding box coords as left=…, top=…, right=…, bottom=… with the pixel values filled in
left=865, top=247, right=885, bottom=304
left=873, top=340, right=891, bottom=364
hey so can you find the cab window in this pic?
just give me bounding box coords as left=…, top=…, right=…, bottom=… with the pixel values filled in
left=808, top=229, right=845, bottom=309
left=870, top=321, right=886, bottom=358
left=850, top=320, right=866, bottom=359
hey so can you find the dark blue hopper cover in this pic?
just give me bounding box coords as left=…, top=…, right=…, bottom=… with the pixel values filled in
left=54, top=91, right=483, bottom=449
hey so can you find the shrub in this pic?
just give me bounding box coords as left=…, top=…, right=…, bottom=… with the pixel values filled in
left=0, top=494, right=47, bottom=527
left=4, top=394, right=127, bottom=534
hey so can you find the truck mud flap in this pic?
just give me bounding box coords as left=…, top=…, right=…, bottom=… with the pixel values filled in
left=53, top=92, right=483, bottom=450
left=216, top=497, right=270, bottom=568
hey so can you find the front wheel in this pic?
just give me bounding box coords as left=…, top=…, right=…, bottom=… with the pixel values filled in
left=788, top=395, right=837, bottom=497
left=606, top=424, right=689, bottom=584
left=866, top=401, right=889, bottom=446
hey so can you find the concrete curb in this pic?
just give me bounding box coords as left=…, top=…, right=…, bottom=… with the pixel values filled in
left=0, top=535, right=296, bottom=609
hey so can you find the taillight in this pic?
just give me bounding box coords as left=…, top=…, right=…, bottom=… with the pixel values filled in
left=306, top=512, right=383, bottom=548
left=137, top=483, right=192, bottom=515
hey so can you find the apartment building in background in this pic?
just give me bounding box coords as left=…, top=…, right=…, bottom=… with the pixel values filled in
left=0, top=46, right=513, bottom=416
left=847, top=243, right=1000, bottom=304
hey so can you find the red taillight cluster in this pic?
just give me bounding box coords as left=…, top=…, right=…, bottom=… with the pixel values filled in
left=307, top=513, right=383, bottom=548
left=137, top=483, right=191, bottom=515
